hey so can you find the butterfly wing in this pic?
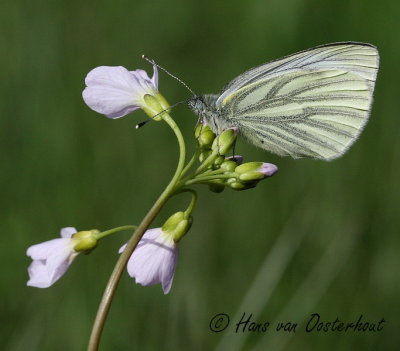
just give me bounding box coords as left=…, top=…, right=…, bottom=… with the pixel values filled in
left=216, top=42, right=379, bottom=160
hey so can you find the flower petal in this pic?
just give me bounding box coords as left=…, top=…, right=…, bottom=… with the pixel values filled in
left=26, top=238, right=71, bottom=260
left=160, top=247, right=179, bottom=294
left=118, top=243, right=127, bottom=254
left=152, top=64, right=158, bottom=87
left=60, top=227, right=77, bottom=238
left=259, top=163, right=279, bottom=177
left=46, top=248, right=72, bottom=283
left=124, top=228, right=178, bottom=293
left=27, top=260, right=53, bottom=288
left=83, top=66, right=142, bottom=119
left=126, top=237, right=163, bottom=286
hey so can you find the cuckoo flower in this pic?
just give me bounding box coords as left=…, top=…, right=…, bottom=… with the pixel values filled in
left=27, top=227, right=98, bottom=288
left=82, top=64, right=169, bottom=119
left=119, top=228, right=179, bottom=294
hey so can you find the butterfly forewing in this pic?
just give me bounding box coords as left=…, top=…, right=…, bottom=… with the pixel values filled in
left=216, top=43, right=379, bottom=160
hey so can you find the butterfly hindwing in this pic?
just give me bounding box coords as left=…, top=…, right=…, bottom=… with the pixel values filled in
left=215, top=42, right=379, bottom=160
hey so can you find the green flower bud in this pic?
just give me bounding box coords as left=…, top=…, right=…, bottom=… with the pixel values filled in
left=211, top=128, right=238, bottom=155
left=199, top=150, right=212, bottom=163
left=229, top=182, right=257, bottom=191
left=239, top=171, right=266, bottom=181
left=195, top=124, right=216, bottom=149
left=72, top=229, right=100, bottom=253
left=142, top=94, right=170, bottom=121
left=208, top=180, right=226, bottom=193
left=235, top=162, right=264, bottom=174
left=213, top=155, right=225, bottom=166
left=229, top=182, right=246, bottom=190
left=220, top=160, right=237, bottom=172
left=162, top=212, right=192, bottom=243
left=235, top=162, right=278, bottom=182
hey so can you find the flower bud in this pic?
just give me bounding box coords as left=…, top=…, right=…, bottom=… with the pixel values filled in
left=142, top=93, right=170, bottom=121
left=211, top=128, right=238, bottom=155
left=195, top=124, right=216, bottom=149
left=213, top=155, right=225, bottom=166
left=229, top=181, right=245, bottom=190
left=220, top=160, right=238, bottom=173
left=235, top=162, right=278, bottom=182
left=199, top=150, right=212, bottom=163
left=229, top=181, right=257, bottom=191
left=162, top=212, right=192, bottom=243
left=208, top=181, right=226, bottom=193
left=72, top=229, right=100, bottom=252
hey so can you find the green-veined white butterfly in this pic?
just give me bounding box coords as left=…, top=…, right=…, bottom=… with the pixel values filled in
left=187, top=42, right=379, bottom=160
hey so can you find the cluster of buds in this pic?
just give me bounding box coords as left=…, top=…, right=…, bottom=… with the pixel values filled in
left=195, top=123, right=278, bottom=192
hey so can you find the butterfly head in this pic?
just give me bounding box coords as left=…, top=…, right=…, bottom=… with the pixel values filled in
left=187, top=96, right=206, bottom=115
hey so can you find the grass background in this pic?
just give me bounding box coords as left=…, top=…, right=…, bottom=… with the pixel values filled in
left=1, top=0, right=400, bottom=350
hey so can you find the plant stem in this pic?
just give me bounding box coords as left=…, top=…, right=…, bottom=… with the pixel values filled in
left=194, top=150, right=218, bottom=175
left=183, top=174, right=233, bottom=186
left=181, top=189, right=197, bottom=217
left=179, top=150, right=200, bottom=179
left=95, top=225, right=137, bottom=240
left=87, top=113, right=186, bottom=351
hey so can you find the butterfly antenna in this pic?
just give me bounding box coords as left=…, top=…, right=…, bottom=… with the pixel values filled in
left=142, top=55, right=197, bottom=97
left=135, top=120, right=151, bottom=129
left=232, top=139, right=237, bottom=158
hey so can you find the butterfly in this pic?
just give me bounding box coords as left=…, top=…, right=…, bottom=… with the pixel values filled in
left=187, top=42, right=379, bottom=160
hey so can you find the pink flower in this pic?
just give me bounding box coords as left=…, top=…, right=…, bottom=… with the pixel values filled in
left=119, top=228, right=179, bottom=294
left=26, top=227, right=79, bottom=288
left=82, top=65, right=159, bottom=119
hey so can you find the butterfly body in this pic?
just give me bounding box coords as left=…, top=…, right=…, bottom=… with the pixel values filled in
left=188, top=94, right=233, bottom=134
left=188, top=42, right=379, bottom=160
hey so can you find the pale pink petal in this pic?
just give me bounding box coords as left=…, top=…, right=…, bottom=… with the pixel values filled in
left=122, top=228, right=178, bottom=294
left=27, top=260, right=53, bottom=288
left=127, top=241, right=165, bottom=286
left=140, top=228, right=164, bottom=241
left=26, top=238, right=71, bottom=260
left=151, top=64, right=158, bottom=87
left=160, top=248, right=179, bottom=294
left=83, top=65, right=158, bottom=119
left=60, top=227, right=77, bottom=238
left=46, top=248, right=72, bottom=283
left=85, top=66, right=140, bottom=91
left=118, top=243, right=127, bottom=254
left=259, top=163, right=279, bottom=177
left=118, top=228, right=161, bottom=254
left=83, top=66, right=141, bottom=119
left=26, top=227, right=83, bottom=288
left=82, top=84, right=139, bottom=119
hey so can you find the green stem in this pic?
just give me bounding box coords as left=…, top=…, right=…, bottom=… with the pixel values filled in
left=95, top=225, right=137, bottom=240
left=87, top=113, right=186, bottom=351
left=200, top=168, right=227, bottom=177
left=178, top=165, right=227, bottom=186
left=180, top=189, right=197, bottom=217
left=194, top=149, right=219, bottom=175
left=179, top=150, right=200, bottom=179
left=184, top=174, right=233, bottom=186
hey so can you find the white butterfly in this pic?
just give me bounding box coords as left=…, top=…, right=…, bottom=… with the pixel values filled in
left=187, top=42, right=379, bottom=160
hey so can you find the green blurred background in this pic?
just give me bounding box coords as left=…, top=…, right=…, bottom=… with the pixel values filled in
left=1, top=0, right=400, bottom=350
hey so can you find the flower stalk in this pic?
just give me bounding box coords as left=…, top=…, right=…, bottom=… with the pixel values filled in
left=88, top=112, right=186, bottom=351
